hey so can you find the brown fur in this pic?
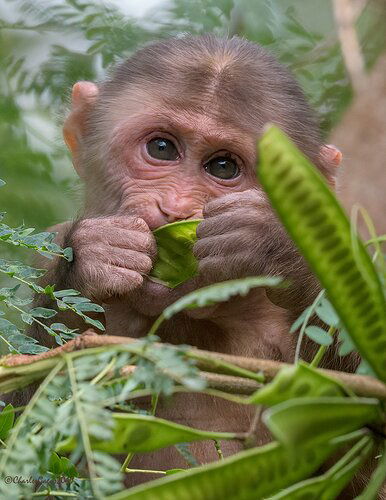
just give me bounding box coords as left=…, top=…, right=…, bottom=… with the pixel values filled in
left=3, top=35, right=381, bottom=497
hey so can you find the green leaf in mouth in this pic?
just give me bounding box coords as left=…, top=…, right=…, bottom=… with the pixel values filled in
left=150, top=219, right=202, bottom=288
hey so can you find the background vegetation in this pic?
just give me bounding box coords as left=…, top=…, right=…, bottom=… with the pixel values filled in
left=0, top=1, right=385, bottom=498
left=1, top=0, right=386, bottom=233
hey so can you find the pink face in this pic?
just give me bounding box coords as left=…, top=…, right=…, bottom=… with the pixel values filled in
left=105, top=109, right=258, bottom=229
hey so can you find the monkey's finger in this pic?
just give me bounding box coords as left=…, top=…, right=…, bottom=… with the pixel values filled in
left=99, top=265, right=144, bottom=295
left=105, top=229, right=157, bottom=257
left=197, top=212, right=262, bottom=239
left=203, top=189, right=265, bottom=217
left=105, top=216, right=152, bottom=233
left=102, top=248, right=153, bottom=275
left=193, top=233, right=244, bottom=258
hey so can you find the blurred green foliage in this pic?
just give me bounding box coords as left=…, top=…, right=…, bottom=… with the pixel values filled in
left=0, top=0, right=385, bottom=234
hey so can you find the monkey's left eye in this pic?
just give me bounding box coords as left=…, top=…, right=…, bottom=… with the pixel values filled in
left=146, top=137, right=179, bottom=161
left=204, top=156, right=240, bottom=180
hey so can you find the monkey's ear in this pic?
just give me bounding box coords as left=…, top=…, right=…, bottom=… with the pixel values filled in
left=63, top=81, right=99, bottom=176
left=318, top=144, right=342, bottom=187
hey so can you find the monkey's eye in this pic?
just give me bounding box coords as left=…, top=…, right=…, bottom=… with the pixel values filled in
left=204, top=156, right=240, bottom=180
left=146, top=137, right=179, bottom=161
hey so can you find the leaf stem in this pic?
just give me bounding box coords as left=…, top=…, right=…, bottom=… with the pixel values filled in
left=310, top=326, right=336, bottom=367
left=65, top=355, right=101, bottom=499
left=147, top=313, right=165, bottom=336
left=294, top=289, right=325, bottom=364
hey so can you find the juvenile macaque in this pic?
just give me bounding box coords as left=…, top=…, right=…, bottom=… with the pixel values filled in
left=6, top=35, right=364, bottom=491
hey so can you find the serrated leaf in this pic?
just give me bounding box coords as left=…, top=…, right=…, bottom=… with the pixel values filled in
left=163, top=277, right=283, bottom=319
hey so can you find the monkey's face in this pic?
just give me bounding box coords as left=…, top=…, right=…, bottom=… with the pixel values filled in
left=104, top=107, right=259, bottom=229
left=64, top=81, right=340, bottom=229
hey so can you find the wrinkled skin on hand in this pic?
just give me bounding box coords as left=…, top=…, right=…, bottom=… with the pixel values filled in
left=194, top=189, right=279, bottom=282
left=64, top=216, right=157, bottom=302
left=129, top=188, right=313, bottom=319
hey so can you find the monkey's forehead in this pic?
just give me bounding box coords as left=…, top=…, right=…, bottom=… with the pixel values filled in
left=94, top=83, right=270, bottom=138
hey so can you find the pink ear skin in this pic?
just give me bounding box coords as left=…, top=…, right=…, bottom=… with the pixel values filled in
left=320, top=144, right=342, bottom=167
left=63, top=81, right=99, bottom=176
left=318, top=144, right=342, bottom=188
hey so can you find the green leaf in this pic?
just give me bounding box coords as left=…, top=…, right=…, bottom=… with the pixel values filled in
left=53, top=289, right=80, bottom=298
left=338, top=327, right=356, bottom=356
left=73, top=302, right=104, bottom=312
left=82, top=315, right=105, bottom=331
left=304, top=325, right=333, bottom=346
left=150, top=220, right=201, bottom=288
left=263, top=397, right=382, bottom=446
left=165, top=469, right=185, bottom=475
left=258, top=126, right=386, bottom=382
left=289, top=305, right=312, bottom=333
left=163, top=277, right=283, bottom=319
left=48, top=453, right=77, bottom=478
left=248, top=363, right=345, bottom=406
left=106, top=440, right=341, bottom=500
left=49, top=323, right=77, bottom=334
left=57, top=413, right=238, bottom=454
left=63, top=247, right=73, bottom=262
left=21, top=313, right=33, bottom=325
left=315, top=298, right=340, bottom=327
left=61, top=296, right=90, bottom=304
left=0, top=404, right=14, bottom=440
left=29, top=307, right=57, bottom=319
left=268, top=435, right=374, bottom=499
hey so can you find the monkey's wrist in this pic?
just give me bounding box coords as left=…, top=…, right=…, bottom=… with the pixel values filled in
left=55, top=221, right=90, bottom=298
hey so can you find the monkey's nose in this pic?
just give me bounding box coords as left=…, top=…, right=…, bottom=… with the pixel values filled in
left=158, top=199, right=197, bottom=223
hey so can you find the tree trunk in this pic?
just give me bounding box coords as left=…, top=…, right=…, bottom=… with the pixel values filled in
left=332, top=52, right=386, bottom=237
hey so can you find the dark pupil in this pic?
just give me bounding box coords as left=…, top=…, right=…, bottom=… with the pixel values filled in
left=205, top=157, right=239, bottom=179
left=146, top=138, right=179, bottom=161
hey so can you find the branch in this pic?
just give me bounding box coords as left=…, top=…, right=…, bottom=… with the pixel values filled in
left=1, top=330, right=385, bottom=400
left=332, top=0, right=366, bottom=94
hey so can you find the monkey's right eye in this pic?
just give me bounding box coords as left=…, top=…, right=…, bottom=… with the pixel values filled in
left=146, top=138, right=179, bottom=161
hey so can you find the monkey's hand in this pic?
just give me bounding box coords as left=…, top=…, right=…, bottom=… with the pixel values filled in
left=193, top=189, right=319, bottom=311
left=63, top=216, right=156, bottom=302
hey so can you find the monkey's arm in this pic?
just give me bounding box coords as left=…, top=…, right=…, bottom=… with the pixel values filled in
left=26, top=222, right=102, bottom=348
left=193, top=189, right=320, bottom=314
left=29, top=216, right=157, bottom=345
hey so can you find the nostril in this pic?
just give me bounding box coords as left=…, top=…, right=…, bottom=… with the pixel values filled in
left=166, top=214, right=185, bottom=223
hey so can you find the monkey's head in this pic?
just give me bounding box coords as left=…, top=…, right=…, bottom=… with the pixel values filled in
left=64, top=35, right=341, bottom=228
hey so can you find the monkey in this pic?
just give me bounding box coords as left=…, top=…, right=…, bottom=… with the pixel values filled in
left=4, top=35, right=380, bottom=497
